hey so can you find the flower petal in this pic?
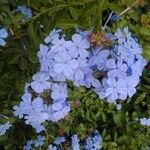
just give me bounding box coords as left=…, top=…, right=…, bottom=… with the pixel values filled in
left=0, top=28, right=8, bottom=38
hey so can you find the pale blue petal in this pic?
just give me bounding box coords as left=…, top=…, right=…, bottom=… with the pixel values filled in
left=75, top=69, right=84, bottom=80
left=0, top=28, right=8, bottom=38
left=72, top=34, right=81, bottom=44
left=0, top=38, right=6, bottom=46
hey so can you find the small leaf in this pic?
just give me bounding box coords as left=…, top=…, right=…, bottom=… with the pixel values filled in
left=143, top=45, right=150, bottom=61
left=8, top=54, right=21, bottom=64
left=28, top=22, right=40, bottom=48
left=140, top=27, right=150, bottom=36
left=56, top=19, right=80, bottom=29
left=135, top=92, right=146, bottom=104
left=113, top=113, right=124, bottom=126
left=19, top=57, right=28, bottom=70
left=69, top=7, right=80, bottom=20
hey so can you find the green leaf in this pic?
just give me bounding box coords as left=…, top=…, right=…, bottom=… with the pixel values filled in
left=18, top=57, right=28, bottom=70
left=113, top=113, right=124, bottom=126
left=135, top=92, right=146, bottom=104
left=85, top=110, right=93, bottom=122
left=118, top=135, right=131, bottom=144
left=140, top=27, right=150, bottom=36
left=8, top=54, right=21, bottom=64
left=0, top=0, right=8, bottom=4
left=143, top=45, right=150, bottom=61
left=74, top=0, right=96, bottom=5
left=56, top=19, right=80, bottom=29
left=69, top=7, right=80, bottom=20
left=28, top=22, right=40, bottom=48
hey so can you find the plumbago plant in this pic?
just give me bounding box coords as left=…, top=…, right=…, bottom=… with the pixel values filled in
left=0, top=0, right=150, bottom=150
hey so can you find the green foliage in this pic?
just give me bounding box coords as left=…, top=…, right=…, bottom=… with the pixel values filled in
left=0, top=0, right=150, bottom=149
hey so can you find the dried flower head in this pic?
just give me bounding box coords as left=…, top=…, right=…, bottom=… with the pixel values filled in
left=89, top=31, right=112, bottom=47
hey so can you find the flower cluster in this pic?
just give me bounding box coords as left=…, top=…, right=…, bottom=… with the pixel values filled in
left=92, top=27, right=147, bottom=103
left=85, top=130, right=102, bottom=150
left=53, top=136, right=66, bottom=145
left=47, top=145, right=57, bottom=150
left=13, top=27, right=146, bottom=132
left=13, top=5, right=32, bottom=20
left=0, top=122, right=12, bottom=135
left=23, top=135, right=45, bottom=150
left=13, top=28, right=91, bottom=132
left=71, top=135, right=80, bottom=150
left=13, top=92, right=49, bottom=132
left=140, top=118, right=150, bottom=126
left=23, top=131, right=102, bottom=150
left=0, top=28, right=8, bottom=46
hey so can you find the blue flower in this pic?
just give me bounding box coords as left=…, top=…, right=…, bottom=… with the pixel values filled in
left=131, top=58, right=147, bottom=76
left=33, top=135, right=45, bottom=147
left=47, top=145, right=57, bottom=150
left=13, top=93, right=32, bottom=118
left=75, top=27, right=91, bottom=39
left=111, top=76, right=139, bottom=100
left=50, top=71, right=66, bottom=82
left=85, top=130, right=102, bottom=150
left=104, top=75, right=139, bottom=102
left=24, top=97, right=49, bottom=132
left=92, top=131, right=102, bottom=149
left=14, top=93, right=49, bottom=133
left=68, top=33, right=90, bottom=58
left=115, top=27, right=144, bottom=66
left=51, top=37, right=72, bottom=53
left=13, top=105, right=24, bottom=118
left=23, top=140, right=33, bottom=150
left=50, top=101, right=70, bottom=122
left=140, top=118, right=150, bottom=126
left=72, top=56, right=95, bottom=88
left=53, top=51, right=78, bottom=79
left=14, top=5, right=32, bottom=19
left=0, top=122, right=12, bottom=135
left=117, top=45, right=135, bottom=65
left=89, top=48, right=109, bottom=71
left=73, top=57, right=89, bottom=81
left=44, top=29, right=62, bottom=44
left=105, top=78, right=119, bottom=102
left=71, top=135, right=80, bottom=150
left=105, top=78, right=127, bottom=103
left=46, top=101, right=70, bottom=122
left=94, top=78, right=108, bottom=100
left=31, top=72, right=51, bottom=93
left=37, top=44, right=51, bottom=72
left=115, top=27, right=131, bottom=44
left=73, top=69, right=93, bottom=88
left=106, top=58, right=127, bottom=79
left=51, top=82, right=68, bottom=101
left=0, top=28, right=8, bottom=46
left=24, top=83, right=30, bottom=93
left=53, top=136, right=66, bottom=145
left=124, top=75, right=139, bottom=97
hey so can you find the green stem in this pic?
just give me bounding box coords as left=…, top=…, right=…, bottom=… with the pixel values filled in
left=25, top=4, right=68, bottom=23
left=119, top=0, right=139, bottom=17
left=102, top=11, right=113, bottom=30
left=102, top=0, right=140, bottom=30
left=45, top=129, right=50, bottom=147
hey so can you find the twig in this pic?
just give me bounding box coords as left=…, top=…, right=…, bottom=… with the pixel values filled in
left=102, top=0, right=140, bottom=31
left=101, top=11, right=113, bottom=30
left=119, top=0, right=139, bottom=17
